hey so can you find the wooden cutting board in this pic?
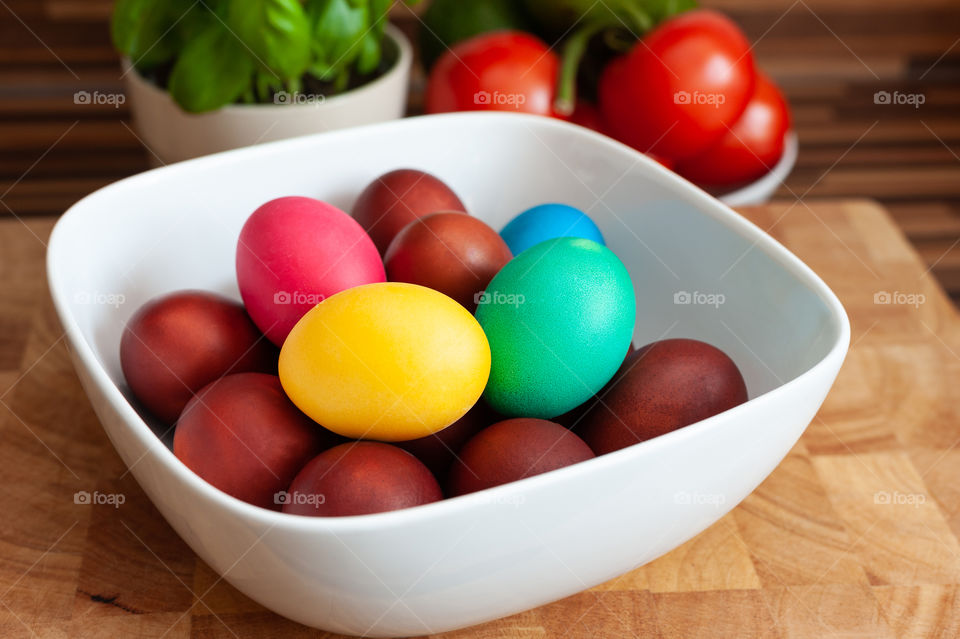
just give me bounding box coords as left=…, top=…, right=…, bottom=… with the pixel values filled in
left=1, top=199, right=958, bottom=638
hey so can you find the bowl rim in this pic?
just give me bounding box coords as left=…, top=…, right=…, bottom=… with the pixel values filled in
left=47, top=111, right=850, bottom=533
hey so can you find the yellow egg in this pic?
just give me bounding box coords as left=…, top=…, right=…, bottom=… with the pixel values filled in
left=278, top=282, right=491, bottom=441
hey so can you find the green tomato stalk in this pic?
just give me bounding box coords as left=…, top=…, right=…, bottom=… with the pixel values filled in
left=550, top=0, right=688, bottom=116
left=554, top=5, right=654, bottom=115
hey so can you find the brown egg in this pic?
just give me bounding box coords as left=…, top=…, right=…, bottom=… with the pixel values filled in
left=384, top=213, right=512, bottom=311
left=395, top=401, right=498, bottom=480
left=351, top=169, right=467, bottom=254
left=580, top=338, right=748, bottom=455
left=120, top=290, right=277, bottom=423
left=447, top=418, right=595, bottom=496
left=282, top=442, right=442, bottom=516
left=173, top=373, right=333, bottom=510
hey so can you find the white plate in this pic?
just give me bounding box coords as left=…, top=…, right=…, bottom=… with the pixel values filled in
left=47, top=112, right=848, bottom=637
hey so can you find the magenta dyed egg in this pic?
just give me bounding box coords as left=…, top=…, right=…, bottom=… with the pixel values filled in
left=236, top=196, right=385, bottom=345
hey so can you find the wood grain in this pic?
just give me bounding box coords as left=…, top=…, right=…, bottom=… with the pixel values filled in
left=0, top=199, right=957, bottom=637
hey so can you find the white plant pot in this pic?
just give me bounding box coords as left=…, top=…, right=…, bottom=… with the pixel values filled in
left=123, top=24, right=412, bottom=165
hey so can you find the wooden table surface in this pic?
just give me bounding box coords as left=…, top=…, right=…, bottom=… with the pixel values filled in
left=1, top=199, right=958, bottom=638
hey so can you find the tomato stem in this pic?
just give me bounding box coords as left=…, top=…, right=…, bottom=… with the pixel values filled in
left=554, top=6, right=652, bottom=116
left=555, top=21, right=609, bottom=116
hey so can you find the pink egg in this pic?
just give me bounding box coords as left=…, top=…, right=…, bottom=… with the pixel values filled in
left=236, top=196, right=385, bottom=345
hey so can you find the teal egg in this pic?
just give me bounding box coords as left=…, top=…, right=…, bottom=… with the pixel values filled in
left=475, top=237, right=636, bottom=418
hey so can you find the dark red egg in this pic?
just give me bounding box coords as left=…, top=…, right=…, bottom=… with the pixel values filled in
left=395, top=401, right=497, bottom=479
left=447, top=418, right=594, bottom=496
left=580, top=338, right=748, bottom=455
left=173, top=373, right=333, bottom=510
left=384, top=212, right=512, bottom=311
left=282, top=442, right=442, bottom=516
left=351, top=169, right=467, bottom=255
left=120, top=290, right=277, bottom=423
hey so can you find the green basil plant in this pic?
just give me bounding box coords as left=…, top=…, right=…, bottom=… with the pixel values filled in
left=112, top=0, right=408, bottom=113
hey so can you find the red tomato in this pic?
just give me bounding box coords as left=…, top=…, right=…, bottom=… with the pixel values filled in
left=426, top=31, right=558, bottom=116
left=598, top=10, right=755, bottom=160
left=565, top=101, right=606, bottom=133
left=676, top=74, right=791, bottom=186
left=645, top=152, right=675, bottom=171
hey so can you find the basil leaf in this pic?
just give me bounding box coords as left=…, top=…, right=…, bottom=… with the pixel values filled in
left=112, top=0, right=194, bottom=68
left=355, top=29, right=381, bottom=75
left=367, top=0, right=391, bottom=39
left=305, top=0, right=368, bottom=80
left=168, top=19, right=255, bottom=113
left=225, top=0, right=311, bottom=81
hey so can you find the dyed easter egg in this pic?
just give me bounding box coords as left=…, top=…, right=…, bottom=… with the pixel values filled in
left=279, top=282, right=491, bottom=441
left=384, top=212, right=512, bottom=312
left=580, top=338, right=748, bottom=455
left=283, top=442, right=442, bottom=517
left=447, top=418, right=594, bottom=496
left=475, top=237, right=635, bottom=418
left=499, top=203, right=605, bottom=255
left=236, top=196, right=385, bottom=346
left=120, top=290, right=277, bottom=423
left=352, top=169, right=467, bottom=255
left=173, top=373, right=333, bottom=510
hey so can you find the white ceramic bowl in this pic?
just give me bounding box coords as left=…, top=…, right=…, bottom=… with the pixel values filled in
left=47, top=113, right=848, bottom=637
left=123, top=24, right=412, bottom=165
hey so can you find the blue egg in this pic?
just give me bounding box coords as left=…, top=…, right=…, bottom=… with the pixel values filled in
left=499, top=203, right=605, bottom=256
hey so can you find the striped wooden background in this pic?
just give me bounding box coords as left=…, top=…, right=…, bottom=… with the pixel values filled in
left=1, top=0, right=959, bottom=297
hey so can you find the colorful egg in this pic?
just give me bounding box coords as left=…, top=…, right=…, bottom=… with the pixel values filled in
left=120, top=290, right=277, bottom=423
left=279, top=282, right=491, bottom=441
left=384, top=212, right=512, bottom=312
left=173, top=373, right=334, bottom=510
left=352, top=169, right=467, bottom=255
left=283, top=442, right=442, bottom=517
left=447, top=418, right=595, bottom=496
left=499, top=203, right=605, bottom=255
left=580, top=338, right=748, bottom=455
left=475, top=237, right=635, bottom=418
left=236, top=196, right=385, bottom=346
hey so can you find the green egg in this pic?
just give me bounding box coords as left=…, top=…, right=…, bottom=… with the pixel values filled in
left=475, top=237, right=636, bottom=418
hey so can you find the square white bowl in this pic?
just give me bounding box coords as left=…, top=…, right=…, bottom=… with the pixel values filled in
left=47, top=112, right=848, bottom=637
